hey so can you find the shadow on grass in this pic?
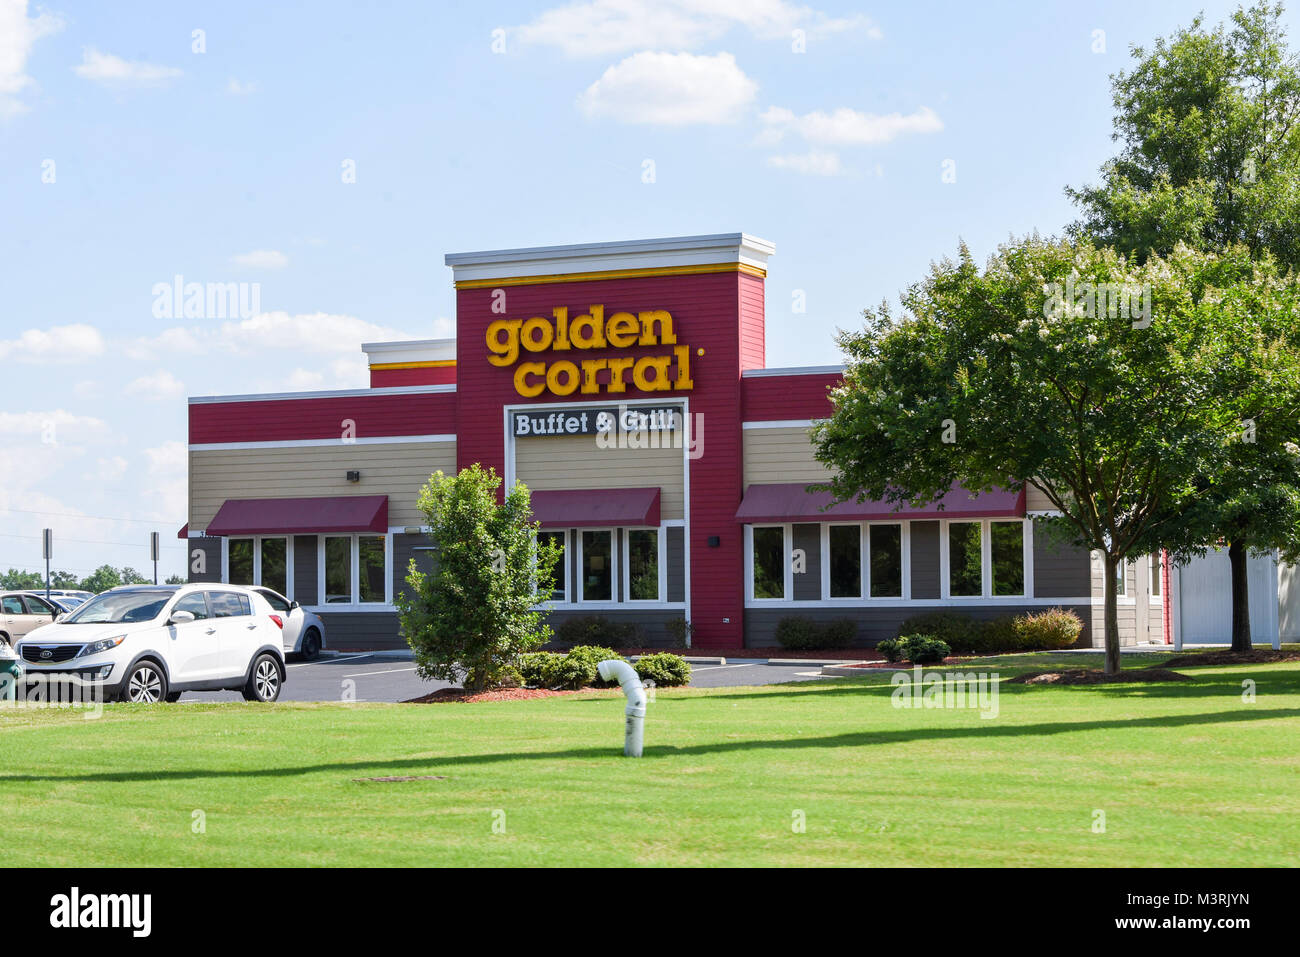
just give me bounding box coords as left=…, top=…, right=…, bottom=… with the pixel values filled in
left=4, top=706, right=1298, bottom=785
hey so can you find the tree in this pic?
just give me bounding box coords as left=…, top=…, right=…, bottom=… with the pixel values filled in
left=79, top=566, right=123, bottom=594
left=812, top=237, right=1293, bottom=673
left=395, top=465, right=561, bottom=691
left=1069, top=1, right=1300, bottom=648
left=164, top=574, right=187, bottom=585
left=118, top=567, right=151, bottom=585
left=1, top=569, right=45, bottom=590
left=50, top=571, right=80, bottom=589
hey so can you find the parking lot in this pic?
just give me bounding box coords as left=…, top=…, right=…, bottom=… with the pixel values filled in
left=191, top=652, right=831, bottom=703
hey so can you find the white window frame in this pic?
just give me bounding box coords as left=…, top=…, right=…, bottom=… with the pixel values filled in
left=536, top=528, right=569, bottom=604
left=622, top=526, right=667, bottom=603
left=576, top=527, right=618, bottom=604
left=316, top=532, right=393, bottom=609
left=822, top=522, right=864, bottom=600
left=1149, top=553, right=1163, bottom=602
left=223, top=534, right=295, bottom=600
left=940, top=518, right=1032, bottom=600
left=745, top=523, right=792, bottom=602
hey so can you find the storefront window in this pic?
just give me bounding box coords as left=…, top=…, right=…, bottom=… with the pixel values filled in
left=828, top=525, right=861, bottom=598
left=948, top=522, right=982, bottom=597
left=752, top=526, right=785, bottom=600
left=358, top=536, right=386, bottom=603
left=539, top=531, right=566, bottom=601
left=869, top=524, right=903, bottom=598
left=261, top=538, right=287, bottom=595
left=627, top=529, right=659, bottom=601
left=582, top=530, right=613, bottom=601
left=228, top=538, right=254, bottom=586
left=324, top=536, right=352, bottom=603
left=990, top=522, right=1024, bottom=596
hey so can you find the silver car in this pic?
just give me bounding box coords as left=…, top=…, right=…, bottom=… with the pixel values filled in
left=252, top=587, right=326, bottom=660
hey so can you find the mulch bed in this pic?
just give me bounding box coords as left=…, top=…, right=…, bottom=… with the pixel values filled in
left=1163, top=649, right=1300, bottom=667
left=1006, top=668, right=1192, bottom=685
left=404, top=687, right=593, bottom=704
left=618, top=647, right=883, bottom=660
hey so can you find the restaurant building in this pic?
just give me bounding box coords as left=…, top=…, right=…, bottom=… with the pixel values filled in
left=184, top=233, right=1167, bottom=651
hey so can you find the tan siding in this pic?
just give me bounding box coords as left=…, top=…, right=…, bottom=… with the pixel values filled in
left=190, top=442, right=457, bottom=530
left=513, top=434, right=685, bottom=520
left=743, top=426, right=832, bottom=487
left=1025, top=485, right=1057, bottom=511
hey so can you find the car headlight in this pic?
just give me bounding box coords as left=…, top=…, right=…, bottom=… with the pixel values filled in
left=80, top=635, right=126, bottom=657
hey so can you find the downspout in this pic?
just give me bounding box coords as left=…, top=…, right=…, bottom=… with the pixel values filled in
left=597, top=659, right=647, bottom=757
left=1160, top=548, right=1172, bottom=645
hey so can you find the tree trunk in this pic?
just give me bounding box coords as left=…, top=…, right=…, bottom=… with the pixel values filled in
left=1103, top=552, right=1121, bottom=675
left=1228, top=540, right=1253, bottom=653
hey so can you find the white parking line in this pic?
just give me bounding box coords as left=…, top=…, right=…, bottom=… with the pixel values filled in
left=341, top=666, right=420, bottom=678
left=689, top=663, right=766, bottom=672
left=286, top=652, right=377, bottom=670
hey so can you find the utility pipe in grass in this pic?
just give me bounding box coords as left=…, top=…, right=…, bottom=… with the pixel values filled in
left=597, top=659, right=646, bottom=757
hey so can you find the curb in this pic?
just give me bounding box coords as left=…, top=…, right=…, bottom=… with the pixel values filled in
left=820, top=662, right=904, bottom=677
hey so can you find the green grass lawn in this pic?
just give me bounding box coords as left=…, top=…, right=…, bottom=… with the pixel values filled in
left=3, top=654, right=1298, bottom=866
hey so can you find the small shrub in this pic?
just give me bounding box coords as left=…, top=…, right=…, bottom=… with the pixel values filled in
left=551, top=645, right=624, bottom=689
left=633, top=653, right=691, bottom=687
left=820, top=618, right=857, bottom=649
left=898, top=634, right=951, bottom=664
left=897, top=612, right=979, bottom=653
left=1014, top=607, right=1084, bottom=650
left=877, top=637, right=904, bottom=662
left=664, top=616, right=692, bottom=648
left=517, top=652, right=558, bottom=688
left=774, top=616, right=825, bottom=650
left=975, top=616, right=1019, bottom=654
left=554, top=615, right=642, bottom=649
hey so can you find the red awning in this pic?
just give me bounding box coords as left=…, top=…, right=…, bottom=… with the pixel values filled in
left=177, top=523, right=189, bottom=539
left=529, top=487, right=661, bottom=528
left=205, top=495, right=389, bottom=536
left=735, top=482, right=1025, bottom=523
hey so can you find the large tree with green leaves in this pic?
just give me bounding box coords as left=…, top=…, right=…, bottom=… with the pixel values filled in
left=1069, top=1, right=1300, bottom=648
left=396, top=465, right=561, bottom=691
left=812, top=237, right=1300, bottom=673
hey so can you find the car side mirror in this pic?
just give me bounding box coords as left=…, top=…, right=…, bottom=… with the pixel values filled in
left=290, top=601, right=300, bottom=610
left=52, top=612, right=62, bottom=621
left=169, top=610, right=196, bottom=625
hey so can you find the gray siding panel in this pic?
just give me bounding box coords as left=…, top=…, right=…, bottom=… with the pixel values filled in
left=793, top=523, right=821, bottom=600
left=293, top=536, right=317, bottom=605
left=910, top=521, right=940, bottom=599
left=317, top=611, right=401, bottom=652
left=544, top=609, right=686, bottom=650
left=188, top=537, right=222, bottom=584
left=393, top=533, right=434, bottom=603
left=1033, top=527, right=1092, bottom=597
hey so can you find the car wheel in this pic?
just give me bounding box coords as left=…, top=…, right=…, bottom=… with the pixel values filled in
left=120, top=662, right=167, bottom=704
left=301, top=628, right=321, bottom=660
left=243, top=654, right=282, bottom=702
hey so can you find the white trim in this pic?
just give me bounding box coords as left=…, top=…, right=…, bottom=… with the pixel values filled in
left=622, top=526, right=667, bottom=603
left=940, top=518, right=1030, bottom=600
left=188, top=384, right=456, bottom=404
left=444, top=232, right=774, bottom=282
left=190, top=434, right=456, bottom=452
left=745, top=523, right=792, bottom=602
left=741, top=365, right=844, bottom=378
left=748, top=596, right=1093, bottom=610
left=361, top=338, right=455, bottom=364
left=315, top=531, right=391, bottom=608
left=742, top=419, right=816, bottom=430
left=576, top=528, right=618, bottom=604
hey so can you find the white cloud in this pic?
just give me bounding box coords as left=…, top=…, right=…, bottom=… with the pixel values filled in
left=143, top=441, right=187, bottom=475
left=124, top=370, right=185, bottom=401
left=759, top=105, right=943, bottom=145
left=125, top=311, right=422, bottom=362
left=231, top=249, right=288, bottom=269
left=578, top=51, right=756, bottom=125
left=767, top=150, right=843, bottom=176
left=517, top=0, right=879, bottom=56
left=0, top=323, right=105, bottom=363
left=226, top=77, right=256, bottom=95
left=87, top=456, right=128, bottom=481
left=0, top=410, right=107, bottom=443
left=287, top=368, right=325, bottom=390
left=73, top=48, right=182, bottom=87
left=0, top=0, right=63, bottom=118
left=141, top=442, right=188, bottom=523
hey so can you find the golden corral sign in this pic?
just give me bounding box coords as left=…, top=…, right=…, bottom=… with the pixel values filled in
left=486, top=306, right=696, bottom=397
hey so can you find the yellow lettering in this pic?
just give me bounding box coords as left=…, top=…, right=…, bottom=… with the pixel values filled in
left=606, top=311, right=639, bottom=348
left=632, top=355, right=673, bottom=392
left=581, top=358, right=607, bottom=394
left=673, top=344, right=694, bottom=390
left=514, top=361, right=545, bottom=397
left=546, top=360, right=580, bottom=396
left=486, top=319, right=522, bottom=366
left=521, top=316, right=554, bottom=352
left=606, top=356, right=634, bottom=393
left=570, top=305, right=607, bottom=349
left=638, top=310, right=675, bottom=346
left=552, top=306, right=570, bottom=350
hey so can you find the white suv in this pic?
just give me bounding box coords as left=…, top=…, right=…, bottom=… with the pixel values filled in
left=15, top=584, right=287, bottom=704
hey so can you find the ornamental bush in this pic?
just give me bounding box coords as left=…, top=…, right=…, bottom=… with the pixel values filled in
left=396, top=465, right=562, bottom=691
left=897, top=634, right=951, bottom=664
left=554, top=615, right=643, bottom=649
left=633, top=653, right=691, bottom=687
left=897, top=612, right=980, bottom=653
left=1014, top=607, right=1084, bottom=649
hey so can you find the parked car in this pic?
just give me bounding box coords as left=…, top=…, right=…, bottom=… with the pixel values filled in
left=47, top=589, right=94, bottom=601
left=252, top=587, right=325, bottom=660
left=0, top=591, right=62, bottom=644
left=23, top=593, right=82, bottom=613
left=15, top=584, right=287, bottom=704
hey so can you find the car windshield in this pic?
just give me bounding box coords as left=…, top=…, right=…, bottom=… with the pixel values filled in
left=64, top=591, right=172, bottom=624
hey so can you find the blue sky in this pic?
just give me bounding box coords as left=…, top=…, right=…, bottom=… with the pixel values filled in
left=0, top=0, right=1279, bottom=579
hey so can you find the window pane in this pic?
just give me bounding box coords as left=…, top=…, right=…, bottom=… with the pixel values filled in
left=325, top=537, right=352, bottom=603
left=870, top=524, right=903, bottom=598
left=828, top=525, right=861, bottom=598
left=1150, top=555, right=1161, bottom=597
left=208, top=592, right=248, bottom=618
left=991, top=522, right=1024, bottom=596
left=229, top=539, right=253, bottom=586
left=582, top=531, right=612, bottom=601
left=260, top=538, right=287, bottom=594
left=174, top=592, right=209, bottom=620
left=752, top=526, right=785, bottom=600
left=628, top=529, right=659, bottom=601
left=539, top=531, right=566, bottom=601
left=948, top=522, right=982, bottom=597
left=359, top=536, right=385, bottom=603
left=258, top=589, right=290, bottom=612
left=1115, top=561, right=1127, bottom=596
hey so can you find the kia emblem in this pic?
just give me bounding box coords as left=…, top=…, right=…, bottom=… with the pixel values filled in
left=39, top=649, right=52, bottom=659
